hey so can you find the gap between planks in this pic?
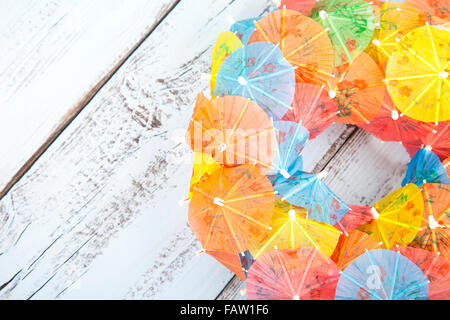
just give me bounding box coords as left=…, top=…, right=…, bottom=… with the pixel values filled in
left=0, top=0, right=182, bottom=201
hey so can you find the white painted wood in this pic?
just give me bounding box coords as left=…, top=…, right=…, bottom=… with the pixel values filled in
left=0, top=0, right=358, bottom=300
left=0, top=0, right=178, bottom=195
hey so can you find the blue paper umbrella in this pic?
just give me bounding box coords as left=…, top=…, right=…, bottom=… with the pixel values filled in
left=402, top=148, right=450, bottom=187
left=267, top=121, right=309, bottom=179
left=230, top=18, right=256, bottom=45
left=336, top=249, right=429, bottom=300
left=272, top=171, right=349, bottom=225
left=214, top=42, right=296, bottom=120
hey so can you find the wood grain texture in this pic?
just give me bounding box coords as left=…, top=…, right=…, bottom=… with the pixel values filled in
left=0, top=0, right=179, bottom=198
left=217, top=128, right=412, bottom=300
left=0, top=0, right=360, bottom=300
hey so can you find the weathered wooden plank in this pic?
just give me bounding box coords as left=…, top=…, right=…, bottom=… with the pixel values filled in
left=0, top=0, right=179, bottom=198
left=216, top=128, right=411, bottom=300
left=0, top=0, right=358, bottom=299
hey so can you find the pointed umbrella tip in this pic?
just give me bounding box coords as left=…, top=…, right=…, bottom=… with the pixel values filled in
left=227, top=15, right=236, bottom=24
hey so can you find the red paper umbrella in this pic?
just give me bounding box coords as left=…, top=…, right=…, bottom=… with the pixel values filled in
left=358, top=91, right=435, bottom=142
left=403, top=122, right=450, bottom=161
left=281, top=83, right=338, bottom=139
left=246, top=247, right=340, bottom=300
left=276, top=0, right=316, bottom=15
left=334, top=205, right=374, bottom=235
left=398, top=246, right=450, bottom=300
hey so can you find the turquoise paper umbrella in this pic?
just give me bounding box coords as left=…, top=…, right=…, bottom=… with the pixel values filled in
left=214, top=42, right=296, bottom=120
left=402, top=148, right=450, bottom=187
left=271, top=170, right=349, bottom=224
left=336, top=249, right=429, bottom=300
left=230, top=18, right=257, bottom=45
left=267, top=121, right=310, bottom=179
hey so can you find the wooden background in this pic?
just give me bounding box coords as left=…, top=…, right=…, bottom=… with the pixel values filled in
left=0, top=0, right=411, bottom=299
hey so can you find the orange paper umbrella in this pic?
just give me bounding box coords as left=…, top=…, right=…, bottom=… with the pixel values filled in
left=334, top=205, right=374, bottom=235
left=358, top=91, right=435, bottom=142
left=327, top=52, right=385, bottom=124
left=246, top=247, right=340, bottom=300
left=331, top=230, right=382, bottom=270
left=189, top=164, right=275, bottom=254
left=253, top=199, right=341, bottom=259
left=202, top=250, right=248, bottom=281
left=410, top=183, right=450, bottom=261
left=398, top=246, right=450, bottom=299
left=369, top=2, right=427, bottom=65
left=358, top=184, right=424, bottom=249
left=248, top=8, right=334, bottom=86
left=276, top=0, right=316, bottom=15
left=403, top=123, right=450, bottom=161
left=384, top=25, right=450, bottom=123
left=281, top=83, right=338, bottom=139
left=186, top=94, right=277, bottom=172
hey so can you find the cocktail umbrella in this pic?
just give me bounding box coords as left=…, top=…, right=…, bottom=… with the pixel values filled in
left=248, top=8, right=334, bottom=86
left=402, top=148, right=450, bottom=187
left=186, top=94, right=277, bottom=172
left=246, top=247, right=341, bottom=300
left=398, top=246, right=450, bottom=299
left=281, top=83, right=338, bottom=139
left=403, top=122, right=450, bottom=161
left=384, top=25, right=450, bottom=123
left=357, top=91, right=435, bottom=142
left=202, top=250, right=248, bottom=281
left=368, top=2, right=427, bottom=66
left=267, top=121, right=309, bottom=178
left=214, top=42, right=296, bottom=120
left=335, top=249, right=429, bottom=300
left=410, top=183, right=450, bottom=261
left=331, top=230, right=382, bottom=269
left=188, top=152, right=221, bottom=199
left=405, top=0, right=450, bottom=23
left=253, top=199, right=341, bottom=259
left=276, top=0, right=316, bottom=15
left=272, top=170, right=350, bottom=225
left=210, top=31, right=243, bottom=96
left=358, top=184, right=424, bottom=249
left=334, top=205, right=374, bottom=235
left=230, top=18, right=257, bottom=45
left=310, top=0, right=376, bottom=66
left=327, top=52, right=385, bottom=124
left=189, top=164, right=275, bottom=254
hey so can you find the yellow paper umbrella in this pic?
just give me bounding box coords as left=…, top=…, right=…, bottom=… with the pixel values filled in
left=358, top=184, right=424, bottom=249
left=210, top=31, right=243, bottom=96
left=253, top=199, right=341, bottom=259
left=385, top=25, right=450, bottom=123
left=369, top=2, right=427, bottom=65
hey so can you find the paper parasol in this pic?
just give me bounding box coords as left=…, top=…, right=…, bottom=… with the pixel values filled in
left=253, top=199, right=341, bottom=259
left=358, top=183, right=424, bottom=249
left=188, top=164, right=275, bottom=254
left=335, top=248, right=429, bottom=300
left=281, top=83, right=338, bottom=139
left=247, top=247, right=340, bottom=300
left=214, top=42, right=296, bottom=120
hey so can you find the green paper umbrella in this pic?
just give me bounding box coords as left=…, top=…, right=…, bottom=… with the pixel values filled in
left=310, top=0, right=376, bottom=66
